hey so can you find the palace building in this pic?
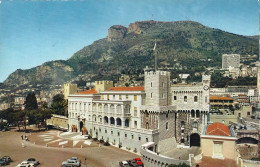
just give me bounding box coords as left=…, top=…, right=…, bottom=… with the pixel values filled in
left=67, top=67, right=211, bottom=153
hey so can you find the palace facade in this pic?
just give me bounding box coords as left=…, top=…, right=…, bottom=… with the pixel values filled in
left=68, top=68, right=210, bottom=153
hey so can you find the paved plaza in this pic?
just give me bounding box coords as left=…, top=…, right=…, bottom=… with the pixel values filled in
left=0, top=127, right=139, bottom=167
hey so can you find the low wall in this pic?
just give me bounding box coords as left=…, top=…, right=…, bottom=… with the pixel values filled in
left=46, top=114, right=68, bottom=129
left=140, top=142, right=191, bottom=167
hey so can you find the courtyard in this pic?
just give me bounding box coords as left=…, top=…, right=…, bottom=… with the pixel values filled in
left=0, top=127, right=139, bottom=167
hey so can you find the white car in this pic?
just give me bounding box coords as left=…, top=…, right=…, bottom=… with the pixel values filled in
left=62, top=159, right=81, bottom=167
left=16, top=161, right=35, bottom=167
left=67, top=157, right=81, bottom=163
left=119, top=161, right=130, bottom=167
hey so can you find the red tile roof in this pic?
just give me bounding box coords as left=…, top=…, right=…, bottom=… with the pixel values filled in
left=206, top=122, right=231, bottom=136
left=106, top=86, right=144, bottom=91
left=78, top=89, right=98, bottom=94
left=210, top=96, right=234, bottom=101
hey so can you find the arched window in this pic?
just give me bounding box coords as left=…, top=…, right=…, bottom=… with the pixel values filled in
left=181, top=121, right=185, bottom=128
left=110, top=117, right=115, bottom=125
left=104, top=116, right=108, bottom=124
left=184, top=96, right=187, bottom=102
left=146, top=122, right=149, bottom=129
left=116, top=118, right=122, bottom=126
left=125, top=119, right=129, bottom=127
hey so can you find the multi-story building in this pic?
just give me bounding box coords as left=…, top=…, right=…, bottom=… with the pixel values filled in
left=222, top=54, right=240, bottom=69
left=67, top=68, right=210, bottom=153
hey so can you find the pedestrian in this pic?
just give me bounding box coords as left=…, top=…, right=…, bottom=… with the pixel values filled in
left=25, top=135, right=27, bottom=140
left=22, top=142, right=25, bottom=148
left=21, top=135, right=23, bottom=140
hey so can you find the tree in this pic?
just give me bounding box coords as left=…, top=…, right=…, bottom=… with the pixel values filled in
left=51, top=94, right=67, bottom=116
left=27, top=109, right=52, bottom=130
left=23, top=92, right=38, bottom=130
left=24, top=93, right=38, bottom=110
left=0, top=108, right=25, bottom=131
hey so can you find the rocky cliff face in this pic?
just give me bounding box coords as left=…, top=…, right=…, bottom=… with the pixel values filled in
left=128, top=20, right=157, bottom=34
left=4, top=60, right=74, bottom=86
left=107, top=25, right=127, bottom=41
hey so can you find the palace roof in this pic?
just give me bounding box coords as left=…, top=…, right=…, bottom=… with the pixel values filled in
left=106, top=86, right=144, bottom=91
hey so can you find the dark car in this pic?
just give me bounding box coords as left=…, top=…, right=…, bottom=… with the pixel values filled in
left=2, top=156, right=12, bottom=163
left=127, top=160, right=138, bottom=167
left=0, top=158, right=8, bottom=166
left=27, top=158, right=40, bottom=166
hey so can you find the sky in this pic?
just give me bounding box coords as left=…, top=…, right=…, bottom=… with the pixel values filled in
left=0, top=0, right=258, bottom=82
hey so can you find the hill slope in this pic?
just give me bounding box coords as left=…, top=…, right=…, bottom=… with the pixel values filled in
left=4, top=20, right=258, bottom=87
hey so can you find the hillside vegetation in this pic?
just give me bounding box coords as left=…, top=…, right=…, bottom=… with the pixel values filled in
left=4, top=20, right=258, bottom=87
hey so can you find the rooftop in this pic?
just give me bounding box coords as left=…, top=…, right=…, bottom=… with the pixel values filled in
left=105, top=86, right=144, bottom=91
left=206, top=122, right=231, bottom=136
left=210, top=96, right=234, bottom=101
left=78, top=89, right=98, bottom=94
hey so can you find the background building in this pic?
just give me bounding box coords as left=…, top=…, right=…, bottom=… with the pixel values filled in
left=222, top=54, right=240, bottom=69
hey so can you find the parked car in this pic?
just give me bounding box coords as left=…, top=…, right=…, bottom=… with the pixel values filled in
left=60, top=165, right=74, bottom=167
left=127, top=160, right=138, bottom=167
left=62, top=159, right=81, bottom=167
left=2, top=156, right=12, bottom=163
left=133, top=158, right=143, bottom=167
left=16, top=161, right=35, bottom=167
left=26, top=158, right=40, bottom=165
left=119, top=161, right=130, bottom=167
left=0, top=158, right=8, bottom=166
left=67, top=157, right=81, bottom=163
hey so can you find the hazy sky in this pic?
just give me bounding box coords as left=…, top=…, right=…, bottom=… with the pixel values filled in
left=0, top=0, right=258, bottom=82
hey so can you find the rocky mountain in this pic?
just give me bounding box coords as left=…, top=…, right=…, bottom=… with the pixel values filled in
left=4, top=20, right=259, bottom=87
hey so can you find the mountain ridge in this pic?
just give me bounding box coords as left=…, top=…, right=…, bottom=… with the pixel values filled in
left=4, top=20, right=258, bottom=87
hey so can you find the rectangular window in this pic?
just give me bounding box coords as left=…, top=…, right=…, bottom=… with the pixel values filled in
left=184, top=96, right=187, bottom=102
left=134, top=121, right=137, bottom=128
left=105, top=129, right=107, bottom=133
left=146, top=138, right=149, bottom=142
left=134, top=95, right=137, bottom=101
left=126, top=95, right=129, bottom=99
left=139, top=137, right=141, bottom=141
left=151, top=82, right=152, bottom=87
left=166, top=122, right=168, bottom=130
left=113, top=95, right=115, bottom=99
left=151, top=93, right=153, bottom=98
left=118, top=132, right=120, bottom=136
left=119, top=95, right=122, bottom=100
left=101, top=95, right=104, bottom=100
left=132, top=135, right=134, bottom=139
left=125, top=134, right=127, bottom=138
left=134, top=107, right=137, bottom=116
left=107, top=95, right=110, bottom=100
left=205, top=96, right=207, bottom=103
left=111, top=131, right=113, bottom=135
left=162, top=82, right=164, bottom=88
left=174, top=96, right=177, bottom=100
left=194, top=96, right=198, bottom=102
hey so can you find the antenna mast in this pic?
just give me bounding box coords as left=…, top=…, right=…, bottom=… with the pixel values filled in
left=153, top=42, right=158, bottom=71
